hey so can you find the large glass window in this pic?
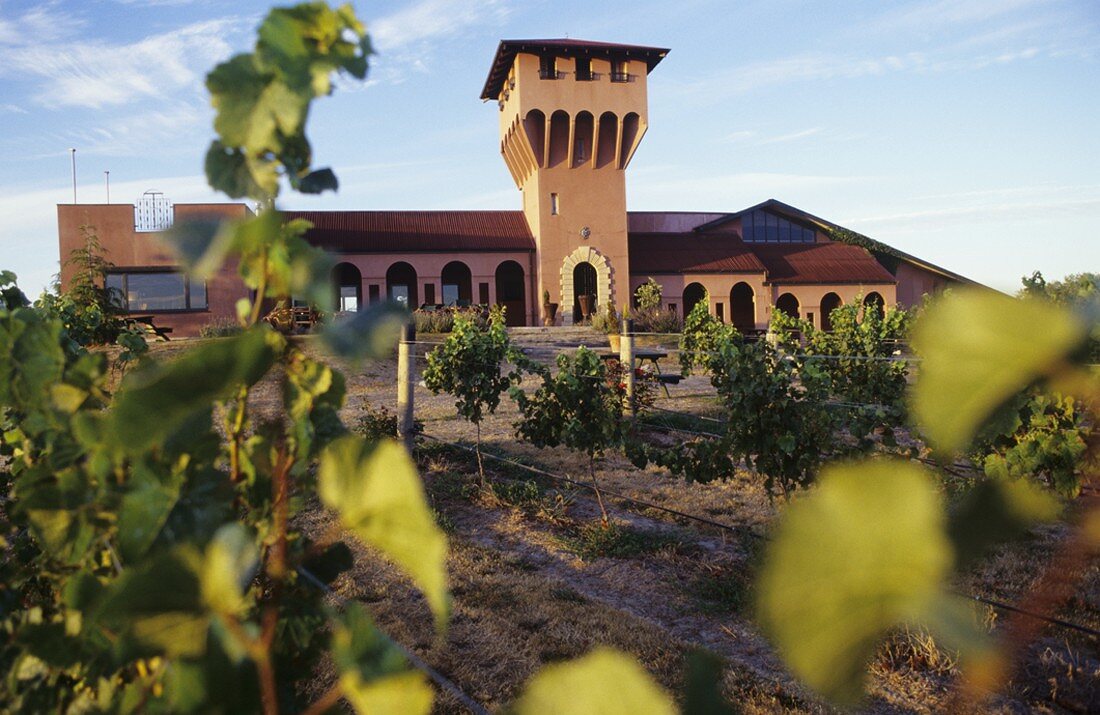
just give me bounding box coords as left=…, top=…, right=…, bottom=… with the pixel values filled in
left=741, top=210, right=816, bottom=243
left=105, top=271, right=207, bottom=311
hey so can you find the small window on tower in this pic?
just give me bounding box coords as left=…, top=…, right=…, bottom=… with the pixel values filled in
left=539, top=55, right=560, bottom=79
left=611, top=60, right=630, bottom=82
left=550, top=193, right=560, bottom=215
left=576, top=56, right=593, bottom=81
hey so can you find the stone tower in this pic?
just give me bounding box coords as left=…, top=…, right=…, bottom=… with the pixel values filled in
left=481, top=39, right=669, bottom=324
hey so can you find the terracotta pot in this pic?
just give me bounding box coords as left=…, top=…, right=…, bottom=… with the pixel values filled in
left=608, top=333, right=621, bottom=352
left=543, top=302, right=558, bottom=326
left=578, top=294, right=593, bottom=319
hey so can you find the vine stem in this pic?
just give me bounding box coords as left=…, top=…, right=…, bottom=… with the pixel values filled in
left=248, top=244, right=269, bottom=327
left=257, top=442, right=293, bottom=715
left=589, top=453, right=610, bottom=527
left=228, top=385, right=249, bottom=483
left=475, top=421, right=485, bottom=485
left=301, top=683, right=343, bottom=715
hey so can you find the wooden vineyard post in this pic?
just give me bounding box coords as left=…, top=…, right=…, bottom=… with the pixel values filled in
left=620, top=317, right=636, bottom=416
left=397, top=320, right=416, bottom=450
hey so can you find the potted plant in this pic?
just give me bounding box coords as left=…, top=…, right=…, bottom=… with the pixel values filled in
left=542, top=290, right=558, bottom=326
left=594, top=302, right=620, bottom=351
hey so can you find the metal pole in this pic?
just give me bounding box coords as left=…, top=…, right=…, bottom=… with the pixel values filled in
left=70, top=148, right=76, bottom=203
left=397, top=320, right=417, bottom=450
left=104, top=170, right=110, bottom=204
left=620, top=317, right=636, bottom=416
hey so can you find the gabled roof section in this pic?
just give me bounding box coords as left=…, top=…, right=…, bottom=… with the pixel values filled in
left=693, top=198, right=978, bottom=284
left=481, top=39, right=670, bottom=100
left=283, top=210, right=535, bottom=253
left=751, top=242, right=896, bottom=285
left=629, top=232, right=765, bottom=274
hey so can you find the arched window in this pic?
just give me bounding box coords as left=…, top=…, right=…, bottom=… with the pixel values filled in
left=820, top=292, right=842, bottom=331
left=619, top=112, right=640, bottom=169
left=863, top=292, right=885, bottom=320
left=775, top=293, right=800, bottom=319
left=440, top=261, right=472, bottom=306
left=548, top=110, right=569, bottom=167
left=495, top=260, right=526, bottom=326
left=573, top=111, right=594, bottom=167
left=386, top=262, right=418, bottom=308
left=524, top=109, right=546, bottom=167
left=596, top=111, right=618, bottom=168
left=729, top=282, right=755, bottom=330
left=683, top=282, right=707, bottom=318
left=573, top=262, right=597, bottom=322
left=333, top=262, right=362, bottom=312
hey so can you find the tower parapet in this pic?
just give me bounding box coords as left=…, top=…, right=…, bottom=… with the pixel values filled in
left=482, top=39, right=668, bottom=324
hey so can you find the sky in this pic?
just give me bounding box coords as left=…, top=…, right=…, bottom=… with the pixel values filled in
left=1, top=0, right=1097, bottom=295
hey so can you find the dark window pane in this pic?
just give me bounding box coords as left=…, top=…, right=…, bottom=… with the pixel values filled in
left=778, top=218, right=791, bottom=243
left=127, top=273, right=186, bottom=311
left=106, top=274, right=126, bottom=309
left=189, top=277, right=207, bottom=309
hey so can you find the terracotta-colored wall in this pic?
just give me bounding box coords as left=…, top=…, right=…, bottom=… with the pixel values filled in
left=57, top=203, right=250, bottom=337
left=894, top=261, right=953, bottom=308
left=330, top=251, right=537, bottom=326
left=766, top=283, right=897, bottom=328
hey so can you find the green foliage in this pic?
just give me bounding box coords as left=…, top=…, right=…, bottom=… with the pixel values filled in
left=634, top=277, right=663, bottom=312
left=759, top=288, right=1095, bottom=706
left=199, top=318, right=245, bottom=338
left=678, top=297, right=735, bottom=376
left=972, top=390, right=1090, bottom=498
left=412, top=305, right=487, bottom=333
left=564, top=522, right=680, bottom=560
left=631, top=304, right=683, bottom=334
left=1020, top=270, right=1100, bottom=362
left=205, top=2, right=371, bottom=200
left=911, top=289, right=1088, bottom=456
left=591, top=301, right=620, bottom=334
left=319, top=437, right=450, bottom=628
left=423, top=307, right=526, bottom=479
left=758, top=461, right=955, bottom=704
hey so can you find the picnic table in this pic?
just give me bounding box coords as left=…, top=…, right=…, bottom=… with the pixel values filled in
left=125, top=314, right=173, bottom=341
left=599, top=349, right=679, bottom=396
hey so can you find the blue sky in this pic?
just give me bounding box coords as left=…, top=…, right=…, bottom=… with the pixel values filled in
left=1, top=0, right=1097, bottom=295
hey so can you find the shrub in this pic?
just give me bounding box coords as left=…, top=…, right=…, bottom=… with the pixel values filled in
left=511, top=347, right=626, bottom=524
left=413, top=306, right=487, bottom=334
left=678, top=299, right=736, bottom=376
left=590, top=302, right=619, bottom=335
left=634, top=278, right=662, bottom=312
left=200, top=318, right=245, bottom=338
left=632, top=305, right=683, bottom=334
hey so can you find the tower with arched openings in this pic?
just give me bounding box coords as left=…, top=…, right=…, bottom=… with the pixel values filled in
left=482, top=40, right=668, bottom=324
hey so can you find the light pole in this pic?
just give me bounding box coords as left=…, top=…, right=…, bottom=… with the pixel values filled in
left=105, top=170, right=110, bottom=204
left=70, top=148, right=77, bottom=203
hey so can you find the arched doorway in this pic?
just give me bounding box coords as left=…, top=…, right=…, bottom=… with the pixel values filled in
left=775, top=293, right=800, bottom=319
left=820, top=292, right=842, bottom=331
left=683, top=283, right=707, bottom=318
left=495, top=260, right=526, bottom=326
left=333, top=262, right=361, bottom=312
left=441, top=261, right=472, bottom=306
left=573, top=262, right=597, bottom=322
left=863, top=291, right=885, bottom=320
left=386, top=262, right=418, bottom=308
left=729, top=282, right=755, bottom=330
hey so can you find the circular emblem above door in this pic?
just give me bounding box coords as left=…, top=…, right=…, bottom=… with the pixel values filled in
left=579, top=226, right=591, bottom=239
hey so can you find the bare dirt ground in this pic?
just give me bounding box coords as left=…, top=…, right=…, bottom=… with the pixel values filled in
left=136, top=332, right=1100, bottom=713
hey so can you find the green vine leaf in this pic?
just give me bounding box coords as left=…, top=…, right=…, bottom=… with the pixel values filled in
left=912, top=290, right=1088, bottom=455
left=513, top=647, right=677, bottom=715
left=111, top=327, right=284, bottom=454
left=757, top=460, right=952, bottom=705
left=319, top=437, right=450, bottom=628
left=201, top=524, right=259, bottom=616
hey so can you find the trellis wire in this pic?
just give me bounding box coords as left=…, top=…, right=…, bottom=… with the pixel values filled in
left=296, top=566, right=490, bottom=715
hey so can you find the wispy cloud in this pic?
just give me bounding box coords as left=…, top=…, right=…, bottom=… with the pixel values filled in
left=629, top=169, right=864, bottom=209
left=0, top=18, right=239, bottom=109
left=727, top=127, right=825, bottom=145
left=0, top=3, right=85, bottom=46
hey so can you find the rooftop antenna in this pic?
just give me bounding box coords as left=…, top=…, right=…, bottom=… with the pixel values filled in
left=70, top=148, right=77, bottom=203
left=104, top=170, right=110, bottom=204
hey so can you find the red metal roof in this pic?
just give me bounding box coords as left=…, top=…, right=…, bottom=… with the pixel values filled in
left=283, top=210, right=535, bottom=253
left=750, top=242, right=896, bottom=285
left=629, top=233, right=766, bottom=274
left=481, top=39, right=670, bottom=100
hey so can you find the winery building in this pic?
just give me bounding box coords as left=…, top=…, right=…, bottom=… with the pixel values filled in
left=57, top=39, right=974, bottom=337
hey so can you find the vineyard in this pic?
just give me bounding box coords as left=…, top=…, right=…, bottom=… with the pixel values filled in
left=2, top=3, right=1098, bottom=714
